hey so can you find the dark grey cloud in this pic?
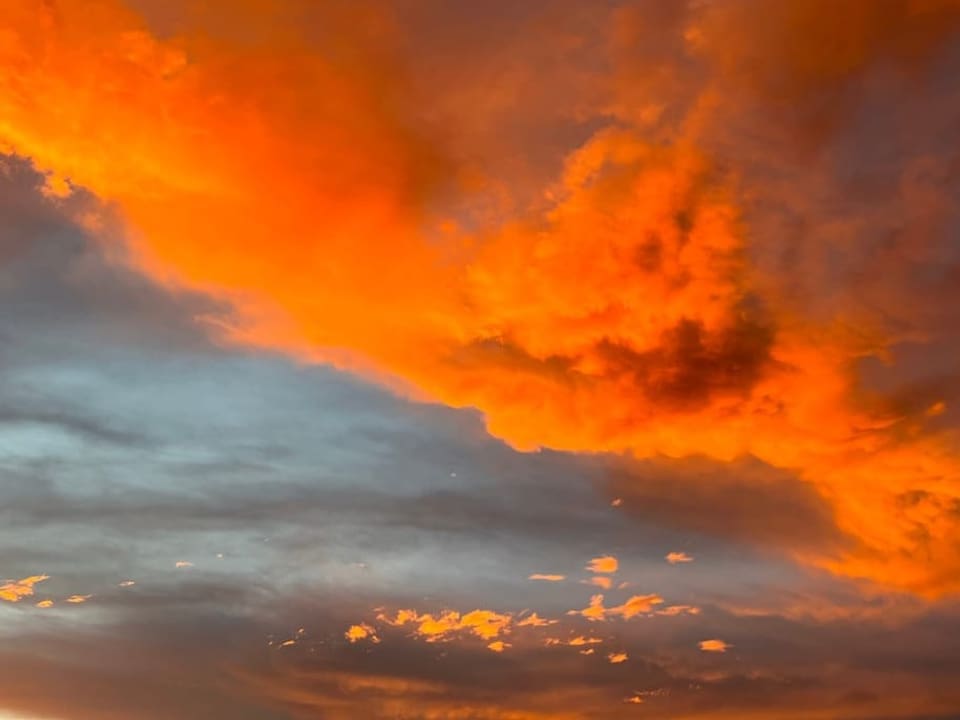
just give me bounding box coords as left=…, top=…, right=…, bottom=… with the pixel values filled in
left=0, top=154, right=227, bottom=358
left=604, top=455, right=851, bottom=557
left=0, top=406, right=149, bottom=448
left=5, top=574, right=960, bottom=720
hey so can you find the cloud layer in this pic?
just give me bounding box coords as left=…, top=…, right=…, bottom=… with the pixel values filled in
left=1, top=144, right=960, bottom=718
left=4, top=0, right=960, bottom=593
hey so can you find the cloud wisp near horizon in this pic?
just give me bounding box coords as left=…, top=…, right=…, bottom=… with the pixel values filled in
left=3, top=1, right=960, bottom=718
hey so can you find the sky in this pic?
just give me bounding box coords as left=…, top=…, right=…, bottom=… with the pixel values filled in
left=1, top=0, right=960, bottom=718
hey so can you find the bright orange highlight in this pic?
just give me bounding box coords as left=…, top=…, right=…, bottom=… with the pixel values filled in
left=0, top=575, right=50, bottom=603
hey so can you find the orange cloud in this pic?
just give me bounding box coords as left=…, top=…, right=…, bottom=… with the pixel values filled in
left=656, top=605, right=700, bottom=617
left=345, top=624, right=378, bottom=644
left=0, top=575, right=50, bottom=603
left=583, top=576, right=613, bottom=590
left=666, top=552, right=693, bottom=565
left=585, top=556, right=618, bottom=575
left=611, top=594, right=665, bottom=619
left=517, top=613, right=556, bottom=627
left=528, top=574, right=566, bottom=582
left=568, top=592, right=666, bottom=622
left=376, top=608, right=513, bottom=643
left=567, top=637, right=603, bottom=647
left=607, top=652, right=628, bottom=664
left=4, top=0, right=960, bottom=595
left=699, top=639, right=731, bottom=653
left=568, top=594, right=607, bottom=622
left=65, top=595, right=92, bottom=604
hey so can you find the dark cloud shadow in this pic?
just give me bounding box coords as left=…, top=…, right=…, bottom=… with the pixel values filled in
left=605, top=454, right=851, bottom=557
left=0, top=152, right=228, bottom=358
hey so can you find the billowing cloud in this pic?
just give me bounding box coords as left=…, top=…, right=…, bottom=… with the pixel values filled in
left=2, top=0, right=960, bottom=604
left=4, top=106, right=960, bottom=720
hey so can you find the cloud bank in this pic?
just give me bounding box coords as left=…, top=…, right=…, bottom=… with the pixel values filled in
left=3, top=0, right=960, bottom=594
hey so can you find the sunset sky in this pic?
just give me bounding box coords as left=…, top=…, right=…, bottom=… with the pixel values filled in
left=2, top=1, right=960, bottom=718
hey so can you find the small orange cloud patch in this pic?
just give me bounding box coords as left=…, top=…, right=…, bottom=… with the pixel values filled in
left=378, top=608, right=513, bottom=643
left=0, top=575, right=50, bottom=603
left=570, top=593, right=665, bottom=621
left=613, top=594, right=665, bottom=619
left=586, top=556, right=619, bottom=574
left=666, top=552, right=693, bottom=565
left=517, top=613, right=556, bottom=627
left=528, top=574, right=566, bottom=582
left=567, top=637, right=603, bottom=647
left=657, top=605, right=700, bottom=616
left=699, top=639, right=730, bottom=653
left=345, top=623, right=379, bottom=644
left=351, top=557, right=704, bottom=659
left=584, top=576, right=613, bottom=590
left=569, top=594, right=608, bottom=622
